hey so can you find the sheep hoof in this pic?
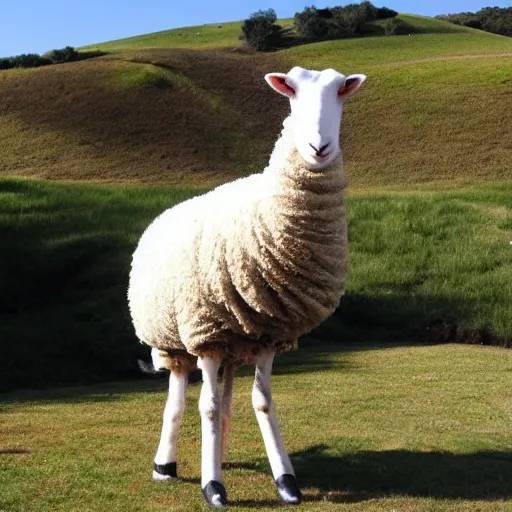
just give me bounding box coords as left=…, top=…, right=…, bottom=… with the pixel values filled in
left=275, top=474, right=302, bottom=504
left=153, top=462, right=177, bottom=480
left=202, top=480, right=228, bottom=509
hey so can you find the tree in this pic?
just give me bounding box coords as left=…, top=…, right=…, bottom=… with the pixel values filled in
left=42, top=46, right=79, bottom=64
left=383, top=17, right=400, bottom=36
left=437, top=7, right=512, bottom=37
left=376, top=6, right=398, bottom=19
left=294, top=2, right=392, bottom=41
left=294, top=6, right=330, bottom=39
left=241, top=9, right=282, bottom=51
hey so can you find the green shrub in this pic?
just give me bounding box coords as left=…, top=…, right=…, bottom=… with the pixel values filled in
left=330, top=5, right=364, bottom=37
left=436, top=12, right=482, bottom=29
left=376, top=6, right=398, bottom=19
left=241, top=9, right=282, bottom=51
left=383, top=17, right=401, bottom=36
left=358, top=1, right=378, bottom=23
left=294, top=6, right=331, bottom=39
left=0, top=46, right=80, bottom=72
left=437, top=7, right=512, bottom=37
left=9, top=53, right=51, bottom=68
left=294, top=2, right=394, bottom=40
left=42, top=45, right=79, bottom=64
left=0, top=57, right=13, bottom=69
left=479, top=7, right=512, bottom=37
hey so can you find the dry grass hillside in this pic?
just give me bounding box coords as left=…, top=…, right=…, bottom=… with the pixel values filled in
left=0, top=50, right=288, bottom=187
left=1, top=15, right=511, bottom=188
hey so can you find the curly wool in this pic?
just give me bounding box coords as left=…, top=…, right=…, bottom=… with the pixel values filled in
left=128, top=117, right=348, bottom=365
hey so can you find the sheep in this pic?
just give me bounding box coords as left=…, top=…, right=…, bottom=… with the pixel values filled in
left=128, top=66, right=366, bottom=508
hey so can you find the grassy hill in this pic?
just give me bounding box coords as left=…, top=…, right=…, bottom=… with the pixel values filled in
left=80, top=14, right=474, bottom=52
left=1, top=13, right=511, bottom=390
left=1, top=14, right=511, bottom=188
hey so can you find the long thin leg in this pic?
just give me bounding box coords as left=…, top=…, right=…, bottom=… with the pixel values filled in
left=221, top=363, right=235, bottom=462
left=153, top=371, right=187, bottom=480
left=253, top=351, right=302, bottom=505
left=198, top=356, right=227, bottom=509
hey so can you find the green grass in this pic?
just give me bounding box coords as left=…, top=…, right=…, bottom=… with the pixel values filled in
left=389, top=14, right=473, bottom=33
left=2, top=342, right=511, bottom=511
left=336, top=182, right=512, bottom=345
left=284, top=30, right=512, bottom=70
left=110, top=63, right=176, bottom=89
left=81, top=21, right=245, bottom=52
left=1, top=178, right=511, bottom=390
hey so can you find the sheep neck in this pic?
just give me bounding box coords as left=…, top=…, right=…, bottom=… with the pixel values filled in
left=229, top=117, right=349, bottom=338
left=264, top=117, right=347, bottom=227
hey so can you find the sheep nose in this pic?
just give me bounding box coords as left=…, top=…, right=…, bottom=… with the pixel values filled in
left=309, top=142, right=330, bottom=157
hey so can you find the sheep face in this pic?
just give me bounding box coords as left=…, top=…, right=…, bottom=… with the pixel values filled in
left=265, top=66, right=366, bottom=171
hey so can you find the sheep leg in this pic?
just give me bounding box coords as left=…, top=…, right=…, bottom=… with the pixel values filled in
left=253, top=351, right=302, bottom=505
left=198, top=356, right=227, bottom=509
left=221, top=362, right=235, bottom=462
left=153, top=371, right=187, bottom=480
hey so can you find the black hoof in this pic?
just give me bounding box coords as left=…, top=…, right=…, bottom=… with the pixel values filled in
left=153, top=462, right=177, bottom=480
left=202, top=480, right=228, bottom=509
left=276, top=474, right=302, bottom=505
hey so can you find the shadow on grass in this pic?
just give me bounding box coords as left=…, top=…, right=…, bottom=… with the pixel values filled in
left=267, top=27, right=308, bottom=51
left=77, top=50, right=108, bottom=61
left=0, top=378, right=169, bottom=407
left=329, top=287, right=505, bottom=347
left=230, top=444, right=512, bottom=503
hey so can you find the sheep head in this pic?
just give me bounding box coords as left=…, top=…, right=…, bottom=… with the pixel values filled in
left=265, top=66, right=366, bottom=171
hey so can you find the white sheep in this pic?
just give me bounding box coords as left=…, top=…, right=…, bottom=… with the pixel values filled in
left=128, top=66, right=366, bottom=508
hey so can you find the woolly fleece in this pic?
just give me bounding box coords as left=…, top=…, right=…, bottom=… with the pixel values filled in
left=128, top=117, right=348, bottom=366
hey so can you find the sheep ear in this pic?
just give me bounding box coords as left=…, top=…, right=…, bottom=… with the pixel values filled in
left=338, top=74, right=367, bottom=99
left=265, top=73, right=296, bottom=97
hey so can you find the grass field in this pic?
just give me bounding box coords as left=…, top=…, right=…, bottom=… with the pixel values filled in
left=2, top=342, right=511, bottom=511
left=1, top=177, right=510, bottom=390
left=0, top=13, right=510, bottom=382
left=82, top=21, right=246, bottom=52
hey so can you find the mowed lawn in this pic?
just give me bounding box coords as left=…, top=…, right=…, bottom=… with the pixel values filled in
left=1, top=342, right=511, bottom=512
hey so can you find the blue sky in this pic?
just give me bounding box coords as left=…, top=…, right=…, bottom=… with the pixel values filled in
left=2, top=0, right=511, bottom=56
